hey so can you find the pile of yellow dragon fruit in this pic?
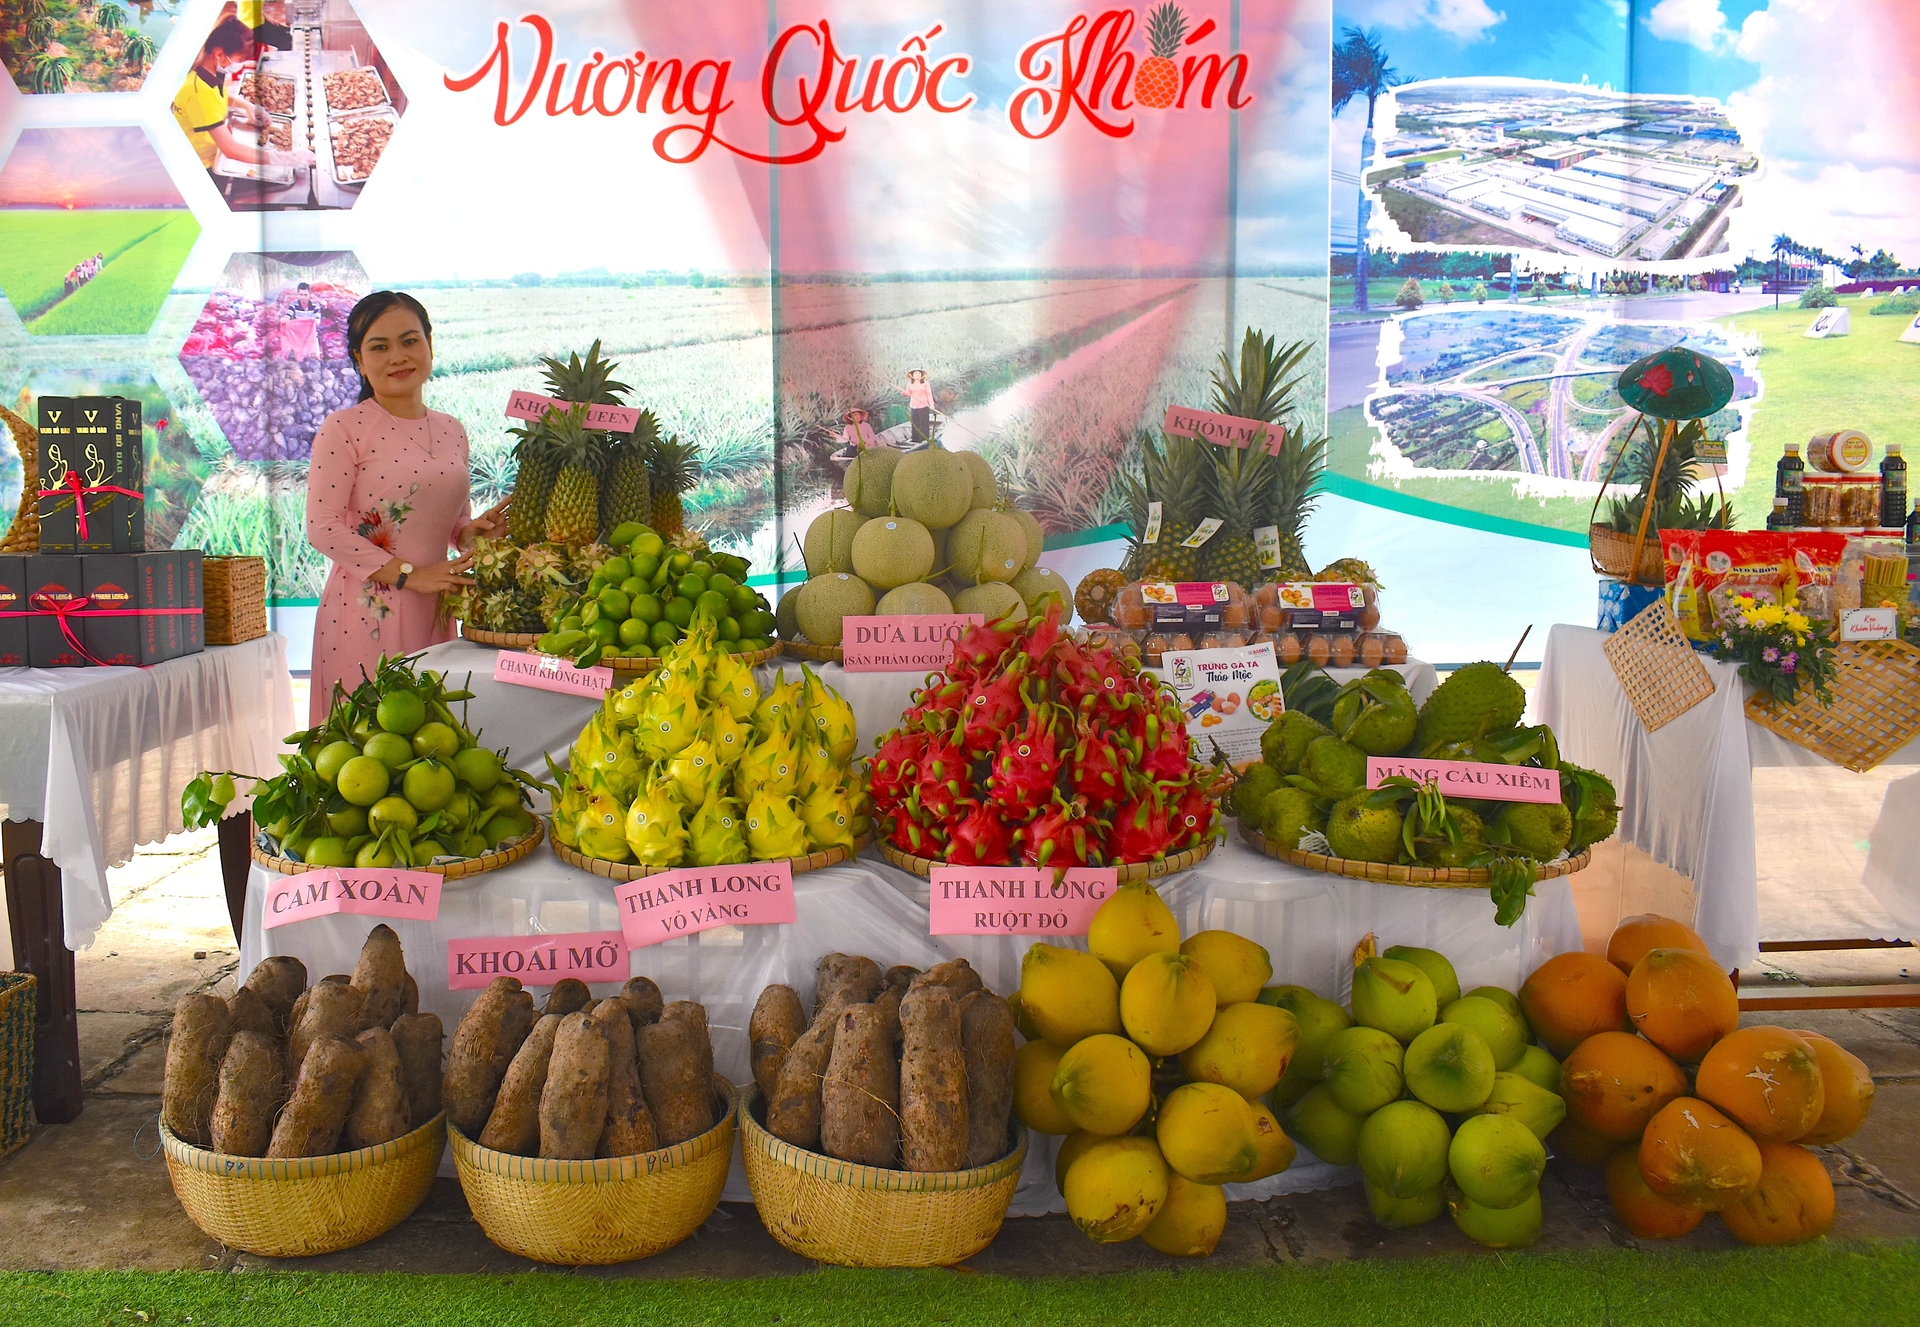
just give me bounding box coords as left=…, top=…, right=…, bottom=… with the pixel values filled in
left=548, top=617, right=870, bottom=867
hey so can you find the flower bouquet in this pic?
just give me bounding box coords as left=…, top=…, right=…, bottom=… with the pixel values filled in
left=1713, top=595, right=1837, bottom=707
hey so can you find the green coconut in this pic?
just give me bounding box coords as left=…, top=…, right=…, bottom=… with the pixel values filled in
left=802, top=508, right=868, bottom=576
left=1323, top=1024, right=1405, bottom=1116
left=1365, top=1181, right=1445, bottom=1230
left=1441, top=996, right=1528, bottom=1071
left=1468, top=1071, right=1567, bottom=1142
left=844, top=446, right=902, bottom=517
left=794, top=573, right=875, bottom=647
left=1403, top=1022, right=1497, bottom=1113
left=849, top=516, right=935, bottom=590
left=1260, top=984, right=1353, bottom=1108
left=892, top=446, right=974, bottom=530
left=1350, top=957, right=1438, bottom=1044
left=1284, top=1084, right=1366, bottom=1166
left=1357, top=1099, right=1452, bottom=1199
left=1448, top=1113, right=1545, bottom=1210
left=1383, top=946, right=1462, bottom=1010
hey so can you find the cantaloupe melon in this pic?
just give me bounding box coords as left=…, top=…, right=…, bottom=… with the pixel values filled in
left=849, top=517, right=934, bottom=590
left=892, top=446, right=973, bottom=530
left=794, top=574, right=875, bottom=646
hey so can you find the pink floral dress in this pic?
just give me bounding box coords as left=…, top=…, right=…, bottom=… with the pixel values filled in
left=305, top=400, right=470, bottom=724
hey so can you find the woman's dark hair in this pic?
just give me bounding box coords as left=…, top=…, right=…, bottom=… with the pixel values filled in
left=204, top=16, right=255, bottom=58
left=347, top=291, right=432, bottom=402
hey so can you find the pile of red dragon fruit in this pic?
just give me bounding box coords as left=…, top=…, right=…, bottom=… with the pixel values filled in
left=178, top=282, right=361, bottom=462
left=869, top=604, right=1223, bottom=869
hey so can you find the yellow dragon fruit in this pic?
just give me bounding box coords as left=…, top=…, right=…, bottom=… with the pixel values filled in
left=707, top=648, right=762, bottom=722
left=637, top=671, right=703, bottom=761
left=687, top=784, right=749, bottom=866
left=706, top=705, right=753, bottom=767
left=794, top=736, right=839, bottom=799
left=799, top=663, right=859, bottom=762
left=611, top=679, right=649, bottom=729
left=673, top=615, right=721, bottom=682
left=624, top=774, right=689, bottom=867
left=745, top=788, right=808, bottom=860
left=739, top=726, right=799, bottom=796
left=666, top=737, right=718, bottom=806
left=753, top=672, right=804, bottom=740
left=799, top=782, right=858, bottom=853
left=576, top=786, right=633, bottom=863
left=573, top=714, right=643, bottom=803
left=550, top=776, right=587, bottom=849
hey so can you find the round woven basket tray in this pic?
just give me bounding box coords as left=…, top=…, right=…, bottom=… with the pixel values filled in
left=160, top=1113, right=445, bottom=1258
left=606, top=642, right=782, bottom=675
left=738, top=1085, right=1027, bottom=1268
left=781, top=639, right=843, bottom=664
left=879, top=837, right=1214, bottom=884
left=458, top=622, right=541, bottom=649
left=549, top=830, right=872, bottom=882
left=1238, top=820, right=1591, bottom=887
left=251, top=818, right=545, bottom=884
left=450, top=1079, right=736, bottom=1266
left=1588, top=523, right=1665, bottom=586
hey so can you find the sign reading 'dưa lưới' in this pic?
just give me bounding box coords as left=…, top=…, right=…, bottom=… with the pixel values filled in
left=841, top=613, right=983, bottom=672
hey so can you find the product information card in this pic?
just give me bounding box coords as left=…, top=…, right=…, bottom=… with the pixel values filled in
left=841, top=613, right=983, bottom=672
left=927, top=866, right=1119, bottom=936
left=613, top=861, right=798, bottom=949
left=261, top=868, right=442, bottom=930
left=1159, top=641, right=1284, bottom=770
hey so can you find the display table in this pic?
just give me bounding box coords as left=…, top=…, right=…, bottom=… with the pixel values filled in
left=1536, top=624, right=1920, bottom=972
left=0, top=635, right=296, bottom=1120
left=239, top=831, right=1576, bottom=1216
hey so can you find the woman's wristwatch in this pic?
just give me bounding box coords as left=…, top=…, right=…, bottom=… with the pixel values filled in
left=395, top=562, right=414, bottom=590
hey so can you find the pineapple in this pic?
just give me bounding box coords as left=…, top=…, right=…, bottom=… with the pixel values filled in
left=507, top=588, right=546, bottom=633
left=540, top=338, right=633, bottom=408
left=1210, top=328, right=1325, bottom=580
left=479, top=589, right=520, bottom=633
left=646, top=432, right=700, bottom=536
left=515, top=541, right=569, bottom=593
left=506, top=426, right=559, bottom=544
left=541, top=405, right=612, bottom=545
left=469, top=535, right=517, bottom=592
left=1141, top=434, right=1212, bottom=581
left=1132, top=3, right=1188, bottom=109
left=601, top=409, right=657, bottom=532
left=1202, top=443, right=1273, bottom=587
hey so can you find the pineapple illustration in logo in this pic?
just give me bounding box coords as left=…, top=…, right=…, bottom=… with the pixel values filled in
left=1133, top=3, right=1189, bottom=109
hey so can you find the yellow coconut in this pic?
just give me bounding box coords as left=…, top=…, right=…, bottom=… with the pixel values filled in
left=1140, top=1175, right=1228, bottom=1257
left=1063, top=1136, right=1171, bottom=1243
left=1087, top=881, right=1181, bottom=979
left=1020, top=943, right=1121, bottom=1046
left=1157, top=1082, right=1261, bottom=1184
left=1180, top=1001, right=1298, bottom=1100
left=1120, top=951, right=1217, bottom=1057
left=1180, top=931, right=1273, bottom=1005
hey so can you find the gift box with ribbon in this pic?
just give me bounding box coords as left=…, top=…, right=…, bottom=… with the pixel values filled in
left=0, top=555, right=23, bottom=666
left=35, top=395, right=146, bottom=554
left=18, top=552, right=204, bottom=668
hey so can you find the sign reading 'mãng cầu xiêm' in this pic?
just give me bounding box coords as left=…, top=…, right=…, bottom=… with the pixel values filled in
left=1364, top=757, right=1562, bottom=804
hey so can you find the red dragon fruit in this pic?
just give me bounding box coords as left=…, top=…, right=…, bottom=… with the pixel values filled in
left=946, top=800, right=1015, bottom=866
left=959, top=655, right=1030, bottom=758
left=868, top=728, right=927, bottom=819
left=1140, top=705, right=1195, bottom=783
left=988, top=708, right=1061, bottom=822
left=1108, top=785, right=1179, bottom=864
left=1168, top=779, right=1218, bottom=850
left=905, top=678, right=968, bottom=733
left=913, top=733, right=974, bottom=821
left=1019, top=795, right=1104, bottom=870
left=889, top=791, right=948, bottom=858
left=1070, top=718, right=1130, bottom=813
left=949, top=616, right=1023, bottom=683
left=1019, top=601, right=1066, bottom=666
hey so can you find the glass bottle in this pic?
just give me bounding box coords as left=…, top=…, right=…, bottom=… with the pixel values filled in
left=1882, top=441, right=1906, bottom=529
left=1777, top=441, right=1805, bottom=526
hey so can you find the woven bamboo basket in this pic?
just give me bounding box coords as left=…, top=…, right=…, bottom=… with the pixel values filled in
left=1588, top=523, right=1666, bottom=586
left=202, top=557, right=268, bottom=645
left=0, top=974, right=35, bottom=1163
left=550, top=831, right=871, bottom=882
left=879, top=838, right=1214, bottom=883
left=160, top=1112, right=445, bottom=1257
left=458, top=623, right=541, bottom=649
left=739, top=1085, right=1026, bottom=1267
left=1744, top=639, right=1920, bottom=772
left=252, top=819, right=544, bottom=882
left=606, top=643, right=781, bottom=675
left=781, top=639, right=843, bottom=663
left=450, top=1079, right=736, bottom=1266
left=1239, top=821, right=1590, bottom=886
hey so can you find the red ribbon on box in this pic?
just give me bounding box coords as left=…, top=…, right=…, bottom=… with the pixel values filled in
left=40, top=469, right=145, bottom=543
left=0, top=591, right=203, bottom=668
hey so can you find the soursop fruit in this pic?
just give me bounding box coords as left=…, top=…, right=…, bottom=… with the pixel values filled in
left=1558, top=762, right=1620, bottom=854
left=1494, top=801, right=1572, bottom=860
left=1260, top=786, right=1323, bottom=850
left=1333, top=674, right=1418, bottom=756
left=1231, top=762, right=1286, bottom=822
left=1415, top=662, right=1527, bottom=753
left=1297, top=736, right=1368, bottom=801
left=1326, top=791, right=1404, bottom=864
left=1262, top=711, right=1331, bottom=775
left=1419, top=805, right=1486, bottom=869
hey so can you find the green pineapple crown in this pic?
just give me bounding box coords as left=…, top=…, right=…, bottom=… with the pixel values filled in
left=1145, top=2, right=1189, bottom=58
left=647, top=430, right=700, bottom=498
left=540, top=339, right=632, bottom=405
left=543, top=403, right=612, bottom=479
left=1211, top=327, right=1312, bottom=426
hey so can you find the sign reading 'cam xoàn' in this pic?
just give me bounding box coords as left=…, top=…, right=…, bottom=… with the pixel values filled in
left=446, top=930, right=630, bottom=990
left=1365, top=756, right=1562, bottom=804
left=927, top=866, right=1119, bottom=936
left=261, top=868, right=442, bottom=931
left=841, top=613, right=984, bottom=672
left=613, top=861, right=797, bottom=949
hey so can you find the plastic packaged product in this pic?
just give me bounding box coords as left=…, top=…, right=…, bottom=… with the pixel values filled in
left=1329, top=634, right=1356, bottom=667
left=1113, top=582, right=1149, bottom=631
left=1382, top=633, right=1408, bottom=665
left=1199, top=630, right=1250, bottom=650
left=1802, top=476, right=1880, bottom=529
left=1807, top=429, right=1873, bottom=474
left=1359, top=633, right=1386, bottom=668
left=1306, top=634, right=1331, bottom=666
left=1277, top=632, right=1303, bottom=665
left=1358, top=600, right=1382, bottom=632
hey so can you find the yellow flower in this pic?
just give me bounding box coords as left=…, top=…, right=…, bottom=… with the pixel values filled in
left=1784, top=611, right=1811, bottom=636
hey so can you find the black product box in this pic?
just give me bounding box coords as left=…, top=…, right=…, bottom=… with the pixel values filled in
left=79, top=552, right=180, bottom=666
left=112, top=396, right=146, bottom=552
left=35, top=396, right=116, bottom=553
left=23, top=554, right=90, bottom=667
left=178, top=548, right=204, bottom=653
left=0, top=554, right=25, bottom=666
left=1143, top=582, right=1229, bottom=635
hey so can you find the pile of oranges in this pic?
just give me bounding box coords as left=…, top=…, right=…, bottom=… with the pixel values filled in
left=1520, top=915, right=1874, bottom=1246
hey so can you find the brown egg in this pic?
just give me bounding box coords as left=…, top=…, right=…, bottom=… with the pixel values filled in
left=1307, top=635, right=1331, bottom=666
left=1360, top=633, right=1386, bottom=667
left=1384, top=634, right=1408, bottom=664
left=1255, top=583, right=1281, bottom=608
left=1170, top=634, right=1195, bottom=651
left=1279, top=633, right=1303, bottom=664
left=1358, top=604, right=1382, bottom=632
left=1223, top=600, right=1250, bottom=628
left=1330, top=635, right=1356, bottom=667
left=1258, top=604, right=1283, bottom=631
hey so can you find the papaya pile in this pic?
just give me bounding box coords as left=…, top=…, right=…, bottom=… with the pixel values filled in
left=1541, top=914, right=1869, bottom=1246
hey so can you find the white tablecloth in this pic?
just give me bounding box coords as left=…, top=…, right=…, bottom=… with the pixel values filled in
left=1536, top=624, right=1920, bottom=971
left=0, top=635, right=296, bottom=950
left=239, top=831, right=1578, bottom=1215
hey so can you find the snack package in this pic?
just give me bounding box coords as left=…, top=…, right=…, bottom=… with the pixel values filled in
left=1786, top=532, right=1847, bottom=626
left=1664, top=530, right=1846, bottom=643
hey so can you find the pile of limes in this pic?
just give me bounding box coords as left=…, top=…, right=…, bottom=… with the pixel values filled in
left=534, top=523, right=778, bottom=668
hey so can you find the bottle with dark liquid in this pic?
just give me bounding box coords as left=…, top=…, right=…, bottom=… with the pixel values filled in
left=1882, top=440, right=1906, bottom=529
left=1777, top=441, right=1805, bottom=526
left=1765, top=496, right=1791, bottom=531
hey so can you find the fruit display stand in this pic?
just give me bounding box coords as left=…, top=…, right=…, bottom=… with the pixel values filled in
left=0, top=634, right=296, bottom=1121
left=1537, top=623, right=1920, bottom=997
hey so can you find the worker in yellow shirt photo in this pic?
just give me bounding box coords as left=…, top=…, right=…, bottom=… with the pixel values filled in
left=171, top=15, right=311, bottom=183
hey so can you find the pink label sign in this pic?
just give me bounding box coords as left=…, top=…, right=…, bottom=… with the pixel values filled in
left=504, top=389, right=642, bottom=435
left=494, top=650, right=614, bottom=696
left=613, top=862, right=798, bottom=949
left=1163, top=404, right=1281, bottom=455
left=1141, top=581, right=1230, bottom=607
left=841, top=613, right=983, bottom=673
left=447, top=930, right=629, bottom=989
left=1272, top=582, right=1365, bottom=612
left=1365, top=757, right=1562, bottom=804
left=260, top=868, right=442, bottom=931
left=927, top=866, right=1119, bottom=936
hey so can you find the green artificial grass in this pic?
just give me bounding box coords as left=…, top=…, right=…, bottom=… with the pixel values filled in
left=3, top=1242, right=1917, bottom=1327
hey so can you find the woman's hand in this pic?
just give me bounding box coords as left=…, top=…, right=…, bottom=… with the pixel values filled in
left=459, top=497, right=510, bottom=549
left=375, top=554, right=474, bottom=594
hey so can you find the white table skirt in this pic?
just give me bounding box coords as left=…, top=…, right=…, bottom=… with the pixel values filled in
left=0, top=635, right=295, bottom=950
left=240, top=831, right=1578, bottom=1215
left=1535, top=623, right=1920, bottom=971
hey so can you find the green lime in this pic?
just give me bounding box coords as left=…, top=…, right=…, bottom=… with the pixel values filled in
left=482, top=782, right=523, bottom=813
left=403, top=759, right=457, bottom=812
left=667, top=551, right=693, bottom=575
left=560, top=614, right=583, bottom=633
left=603, top=555, right=632, bottom=582
left=633, top=531, right=665, bottom=559
left=375, top=689, right=427, bottom=735
left=695, top=589, right=730, bottom=620
left=304, top=836, right=355, bottom=868
left=363, top=731, right=414, bottom=771
left=718, top=615, right=741, bottom=642
left=587, top=573, right=611, bottom=596
left=707, top=572, right=738, bottom=596
left=629, top=552, right=659, bottom=581
left=608, top=521, right=647, bottom=550
left=620, top=576, right=647, bottom=598
left=649, top=618, right=680, bottom=649
left=411, top=721, right=459, bottom=760
left=441, top=790, right=476, bottom=830
left=598, top=587, right=632, bottom=619
left=588, top=616, right=620, bottom=647
left=738, top=609, right=776, bottom=638
left=314, top=740, right=358, bottom=786
left=664, top=597, right=695, bottom=628
left=728, top=584, right=759, bottom=614
left=327, top=803, right=368, bottom=836
left=355, top=838, right=398, bottom=869
left=618, top=616, right=649, bottom=647
left=675, top=573, right=706, bottom=599
left=631, top=593, right=663, bottom=625
left=580, top=600, right=602, bottom=627
left=369, top=795, right=419, bottom=834
left=689, top=559, right=712, bottom=579
left=451, top=746, right=502, bottom=792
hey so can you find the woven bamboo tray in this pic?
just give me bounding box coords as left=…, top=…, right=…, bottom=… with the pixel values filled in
left=550, top=831, right=872, bottom=882
left=1239, top=821, right=1590, bottom=887
left=1603, top=600, right=1715, bottom=733
left=203, top=556, right=268, bottom=645
left=1745, top=639, right=1920, bottom=773
left=252, top=819, right=544, bottom=882
left=458, top=623, right=541, bottom=649
left=0, top=974, right=34, bottom=1164
left=450, top=1079, right=736, bottom=1266
left=739, top=1085, right=1026, bottom=1268
left=782, top=639, right=844, bottom=663
left=879, top=837, right=1214, bottom=883
left=160, top=1112, right=445, bottom=1257
left=1589, top=523, right=1665, bottom=586
left=607, top=643, right=780, bottom=675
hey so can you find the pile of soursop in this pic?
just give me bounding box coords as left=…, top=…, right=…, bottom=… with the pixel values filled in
left=1230, top=663, right=1620, bottom=925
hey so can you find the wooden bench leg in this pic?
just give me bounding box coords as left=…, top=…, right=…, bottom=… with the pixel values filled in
left=1, top=820, right=83, bottom=1124
left=217, top=811, right=253, bottom=946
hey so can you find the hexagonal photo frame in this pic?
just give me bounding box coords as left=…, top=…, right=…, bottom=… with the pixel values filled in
left=0, top=0, right=177, bottom=95
left=169, top=0, right=406, bottom=211
left=0, top=125, right=201, bottom=336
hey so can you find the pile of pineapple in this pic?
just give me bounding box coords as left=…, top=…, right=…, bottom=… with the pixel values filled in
left=549, top=616, right=870, bottom=869
left=1074, top=329, right=1329, bottom=627
left=454, top=341, right=705, bottom=637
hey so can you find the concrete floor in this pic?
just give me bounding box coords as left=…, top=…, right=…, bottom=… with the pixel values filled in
left=1, top=829, right=1917, bottom=1277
